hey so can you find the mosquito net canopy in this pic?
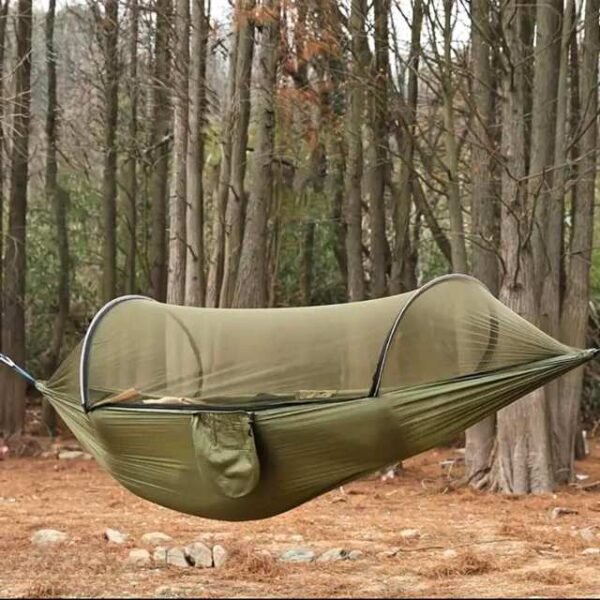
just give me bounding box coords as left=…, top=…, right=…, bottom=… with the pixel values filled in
left=57, top=275, right=572, bottom=413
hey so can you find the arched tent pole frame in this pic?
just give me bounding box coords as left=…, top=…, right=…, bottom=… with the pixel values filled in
left=80, top=295, right=204, bottom=413
left=368, top=273, right=493, bottom=397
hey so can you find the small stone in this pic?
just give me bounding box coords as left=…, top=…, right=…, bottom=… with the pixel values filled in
left=582, top=548, right=600, bottom=556
left=580, top=527, right=598, bottom=542
left=279, top=548, right=316, bottom=563
left=185, top=542, right=213, bottom=568
left=58, top=450, right=84, bottom=460
left=104, top=528, right=128, bottom=544
left=442, top=549, right=458, bottom=560
left=31, top=529, right=68, bottom=546
left=317, top=548, right=349, bottom=562
left=377, top=548, right=399, bottom=559
left=212, top=544, right=228, bottom=568
left=127, top=549, right=151, bottom=567
left=152, top=546, right=168, bottom=565
left=348, top=550, right=364, bottom=561
left=141, top=532, right=173, bottom=546
left=399, top=528, right=421, bottom=540
left=551, top=507, right=578, bottom=519
left=166, top=547, right=190, bottom=568
left=289, top=534, right=304, bottom=542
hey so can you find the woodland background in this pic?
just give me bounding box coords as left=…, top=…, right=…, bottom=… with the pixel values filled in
left=0, top=0, right=599, bottom=495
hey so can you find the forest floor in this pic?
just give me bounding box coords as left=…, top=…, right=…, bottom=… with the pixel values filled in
left=1, top=434, right=600, bottom=598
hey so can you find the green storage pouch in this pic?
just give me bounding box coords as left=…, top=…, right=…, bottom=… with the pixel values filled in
left=191, top=411, right=260, bottom=499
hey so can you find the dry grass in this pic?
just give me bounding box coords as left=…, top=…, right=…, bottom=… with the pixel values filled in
left=418, top=551, right=498, bottom=579
left=518, top=568, right=577, bottom=586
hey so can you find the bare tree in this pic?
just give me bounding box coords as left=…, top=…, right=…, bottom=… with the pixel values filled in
left=0, top=0, right=32, bottom=436
left=233, top=0, right=280, bottom=307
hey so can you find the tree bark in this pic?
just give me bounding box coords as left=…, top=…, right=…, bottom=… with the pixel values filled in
left=219, top=0, right=255, bottom=307
left=233, top=0, right=279, bottom=308
left=365, top=0, right=390, bottom=298
left=389, top=0, right=422, bottom=294
left=101, top=0, right=119, bottom=303
left=41, top=0, right=70, bottom=435
left=344, top=0, right=367, bottom=302
left=0, top=0, right=32, bottom=436
left=0, top=0, right=9, bottom=347
left=185, top=0, right=207, bottom=306
left=558, top=0, right=599, bottom=483
left=123, top=0, right=139, bottom=295
left=490, top=0, right=554, bottom=494
left=148, top=0, right=171, bottom=302
left=465, top=0, right=499, bottom=482
left=167, top=0, right=190, bottom=305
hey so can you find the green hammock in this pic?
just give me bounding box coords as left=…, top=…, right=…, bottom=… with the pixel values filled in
left=4, top=274, right=597, bottom=521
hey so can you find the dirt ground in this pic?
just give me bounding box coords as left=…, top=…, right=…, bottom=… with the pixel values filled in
left=1, top=437, right=600, bottom=599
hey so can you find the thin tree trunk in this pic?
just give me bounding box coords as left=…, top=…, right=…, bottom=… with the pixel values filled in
left=465, top=0, right=499, bottom=482
left=233, top=0, right=279, bottom=308
left=490, top=0, right=554, bottom=494
left=41, top=0, right=70, bottom=435
left=101, top=0, right=119, bottom=303
left=185, top=0, right=207, bottom=306
left=166, top=0, right=190, bottom=305
left=206, top=20, right=239, bottom=307
left=123, top=0, right=138, bottom=295
left=344, top=0, right=367, bottom=302
left=148, top=0, right=171, bottom=301
left=389, top=0, right=422, bottom=293
left=299, top=220, right=315, bottom=305
left=219, top=0, right=255, bottom=307
left=0, top=0, right=9, bottom=347
left=558, top=0, right=599, bottom=483
left=365, top=0, right=390, bottom=298
left=442, top=0, right=467, bottom=275
left=0, top=0, right=32, bottom=436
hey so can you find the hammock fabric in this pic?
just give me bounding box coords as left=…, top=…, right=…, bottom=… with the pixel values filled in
left=9, top=274, right=597, bottom=521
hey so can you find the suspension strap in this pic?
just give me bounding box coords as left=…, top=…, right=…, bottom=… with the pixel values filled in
left=0, top=353, right=37, bottom=387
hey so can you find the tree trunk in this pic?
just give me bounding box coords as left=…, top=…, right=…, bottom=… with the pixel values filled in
left=558, top=0, right=599, bottom=483
left=0, top=0, right=9, bottom=347
left=185, top=0, right=207, bottom=306
left=389, top=0, right=422, bottom=294
left=490, top=0, right=554, bottom=494
left=101, top=0, right=119, bottom=303
left=166, top=0, right=190, bottom=305
left=232, top=0, right=279, bottom=308
left=0, top=0, right=32, bottom=436
left=365, top=0, right=390, bottom=298
left=123, top=0, right=139, bottom=295
left=219, top=0, right=255, bottom=307
left=465, top=0, right=499, bottom=482
left=442, top=0, right=467, bottom=275
left=148, top=0, right=171, bottom=301
left=41, top=0, right=70, bottom=435
left=344, top=0, right=367, bottom=302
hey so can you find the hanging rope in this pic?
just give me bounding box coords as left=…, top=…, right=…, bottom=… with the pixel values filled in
left=0, top=353, right=37, bottom=386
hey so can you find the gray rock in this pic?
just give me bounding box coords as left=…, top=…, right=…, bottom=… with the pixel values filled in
left=212, top=544, right=228, bottom=568
left=127, top=549, right=151, bottom=567
left=317, top=548, right=349, bottom=562
left=104, top=528, right=128, bottom=544
left=152, top=546, right=168, bottom=565
left=58, top=450, right=85, bottom=460
left=185, top=542, right=213, bottom=568
left=166, top=547, right=189, bottom=568
left=141, top=532, right=173, bottom=546
left=582, top=547, right=600, bottom=556
left=348, top=550, right=364, bottom=561
left=551, top=506, right=578, bottom=519
left=279, top=548, right=316, bottom=563
left=399, top=528, right=421, bottom=540
left=31, top=529, right=69, bottom=546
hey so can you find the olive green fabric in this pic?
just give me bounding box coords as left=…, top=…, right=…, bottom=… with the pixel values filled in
left=38, top=274, right=598, bottom=522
